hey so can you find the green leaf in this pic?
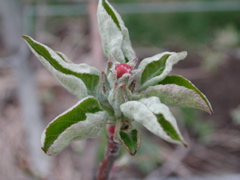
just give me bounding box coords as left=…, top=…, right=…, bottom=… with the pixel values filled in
left=138, top=51, right=187, bottom=91
left=97, top=0, right=136, bottom=63
left=41, top=96, right=107, bottom=156
left=141, top=54, right=170, bottom=85
left=22, top=35, right=100, bottom=98
left=56, top=51, right=73, bottom=63
left=146, top=75, right=213, bottom=114
left=120, top=129, right=141, bottom=156
left=155, top=114, right=183, bottom=143
left=120, top=97, right=186, bottom=146
left=102, top=0, right=121, bottom=30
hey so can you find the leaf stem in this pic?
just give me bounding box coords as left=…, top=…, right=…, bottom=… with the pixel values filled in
left=97, top=133, right=121, bottom=180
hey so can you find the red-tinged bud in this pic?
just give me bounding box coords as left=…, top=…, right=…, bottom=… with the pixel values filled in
left=115, top=64, right=132, bottom=79
left=108, top=125, right=115, bottom=135
left=107, top=125, right=115, bottom=140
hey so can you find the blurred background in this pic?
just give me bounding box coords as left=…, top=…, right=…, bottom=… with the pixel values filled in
left=1, top=0, right=240, bottom=179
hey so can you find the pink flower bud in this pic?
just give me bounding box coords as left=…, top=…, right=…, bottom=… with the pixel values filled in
left=107, top=125, right=115, bottom=140
left=108, top=125, right=115, bottom=135
left=115, top=64, right=132, bottom=79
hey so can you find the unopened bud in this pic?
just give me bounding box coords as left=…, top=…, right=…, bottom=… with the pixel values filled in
left=115, top=64, right=132, bottom=79
left=107, top=125, right=115, bottom=140
left=108, top=125, right=115, bottom=135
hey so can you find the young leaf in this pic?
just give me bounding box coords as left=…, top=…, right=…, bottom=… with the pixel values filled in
left=146, top=75, right=213, bottom=114
left=56, top=51, right=73, bottom=63
left=41, top=96, right=107, bottom=156
left=22, top=35, right=101, bottom=98
left=108, top=83, right=132, bottom=118
left=119, top=129, right=141, bottom=156
left=138, top=51, right=187, bottom=91
left=120, top=97, right=186, bottom=146
left=97, top=0, right=136, bottom=63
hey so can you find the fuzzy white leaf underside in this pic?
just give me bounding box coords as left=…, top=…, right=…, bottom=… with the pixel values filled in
left=24, top=37, right=101, bottom=99
left=146, top=84, right=210, bottom=112
left=42, top=111, right=106, bottom=156
left=120, top=97, right=185, bottom=145
left=97, top=0, right=135, bottom=63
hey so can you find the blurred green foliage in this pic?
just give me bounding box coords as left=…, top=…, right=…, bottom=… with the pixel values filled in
left=111, top=0, right=240, bottom=48
left=125, top=132, right=162, bottom=175
left=180, top=108, right=214, bottom=143
left=30, top=0, right=240, bottom=50
left=123, top=11, right=240, bottom=49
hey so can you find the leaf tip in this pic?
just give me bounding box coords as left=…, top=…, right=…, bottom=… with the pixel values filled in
left=41, top=146, right=47, bottom=154
left=21, top=35, right=28, bottom=39
left=209, top=108, right=214, bottom=115
left=183, top=142, right=188, bottom=148
left=205, top=103, right=213, bottom=115
left=178, top=51, right=188, bottom=60
left=129, top=150, right=137, bottom=156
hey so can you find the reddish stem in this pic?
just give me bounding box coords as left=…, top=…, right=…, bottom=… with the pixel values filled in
left=97, top=126, right=120, bottom=180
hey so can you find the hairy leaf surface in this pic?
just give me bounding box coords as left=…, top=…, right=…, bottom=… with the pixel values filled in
left=108, top=83, right=132, bottom=118
left=22, top=36, right=100, bottom=98
left=41, top=96, right=106, bottom=156
left=120, top=97, right=186, bottom=146
left=97, top=0, right=136, bottom=63
left=138, top=51, right=187, bottom=90
left=146, top=75, right=213, bottom=114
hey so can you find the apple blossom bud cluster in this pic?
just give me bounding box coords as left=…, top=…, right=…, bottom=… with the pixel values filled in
left=103, top=58, right=141, bottom=119
left=22, top=0, right=212, bottom=158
